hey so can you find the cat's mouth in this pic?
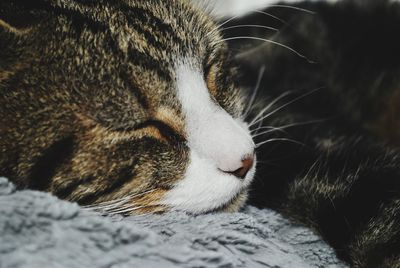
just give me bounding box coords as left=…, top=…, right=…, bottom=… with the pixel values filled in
left=160, top=153, right=256, bottom=214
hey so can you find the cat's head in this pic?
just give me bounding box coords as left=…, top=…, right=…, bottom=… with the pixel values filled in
left=0, top=0, right=256, bottom=214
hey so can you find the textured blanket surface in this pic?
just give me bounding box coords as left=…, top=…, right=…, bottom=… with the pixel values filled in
left=0, top=177, right=346, bottom=268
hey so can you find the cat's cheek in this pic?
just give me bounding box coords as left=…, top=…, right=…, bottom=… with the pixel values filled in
left=160, top=150, right=256, bottom=214
left=235, top=119, right=252, bottom=133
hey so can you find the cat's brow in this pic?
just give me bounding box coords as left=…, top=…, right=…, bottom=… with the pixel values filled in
left=153, top=107, right=186, bottom=138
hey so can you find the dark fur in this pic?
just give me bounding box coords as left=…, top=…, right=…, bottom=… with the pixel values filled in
left=228, top=0, right=400, bottom=266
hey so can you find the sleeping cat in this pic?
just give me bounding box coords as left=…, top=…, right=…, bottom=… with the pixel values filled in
left=1, top=0, right=400, bottom=266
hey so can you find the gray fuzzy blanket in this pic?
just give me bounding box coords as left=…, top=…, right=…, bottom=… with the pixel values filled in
left=0, top=177, right=346, bottom=268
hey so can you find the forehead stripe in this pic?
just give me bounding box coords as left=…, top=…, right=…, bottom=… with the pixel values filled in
left=56, top=1, right=186, bottom=53
left=123, top=5, right=186, bottom=46
left=127, top=48, right=171, bottom=82
left=53, top=6, right=109, bottom=33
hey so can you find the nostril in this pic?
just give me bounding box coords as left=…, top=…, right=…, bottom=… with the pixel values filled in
left=225, top=155, right=255, bottom=179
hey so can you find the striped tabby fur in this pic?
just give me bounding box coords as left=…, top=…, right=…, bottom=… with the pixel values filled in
left=0, top=0, right=247, bottom=213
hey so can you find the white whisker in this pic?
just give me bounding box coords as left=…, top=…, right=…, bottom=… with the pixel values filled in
left=251, top=125, right=284, bottom=133
left=266, top=5, right=315, bottom=14
left=205, top=3, right=314, bottom=38
left=206, top=15, right=242, bottom=37
left=107, top=204, right=161, bottom=215
left=243, top=65, right=266, bottom=118
left=249, top=90, right=293, bottom=126
left=206, top=9, right=286, bottom=37
left=212, top=36, right=314, bottom=63
left=276, top=119, right=330, bottom=129
left=82, top=189, right=157, bottom=210
left=83, top=197, right=129, bottom=209
left=256, top=138, right=305, bottom=148
left=251, top=118, right=329, bottom=133
left=250, top=125, right=271, bottom=134
left=251, top=127, right=287, bottom=138
left=251, top=87, right=322, bottom=127
left=253, top=10, right=287, bottom=24
left=222, top=24, right=279, bottom=33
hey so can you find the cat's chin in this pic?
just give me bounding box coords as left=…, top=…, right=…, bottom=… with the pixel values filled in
left=162, top=187, right=250, bottom=215
left=160, top=151, right=256, bottom=214
left=215, top=190, right=249, bottom=213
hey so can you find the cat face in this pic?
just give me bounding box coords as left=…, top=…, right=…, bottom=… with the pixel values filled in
left=0, top=0, right=255, bottom=214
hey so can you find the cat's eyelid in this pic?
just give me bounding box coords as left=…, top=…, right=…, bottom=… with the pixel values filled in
left=152, top=107, right=186, bottom=138
left=136, top=107, right=187, bottom=144
left=143, top=120, right=186, bottom=144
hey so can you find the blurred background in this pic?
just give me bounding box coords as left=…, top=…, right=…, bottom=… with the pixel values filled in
left=219, top=0, right=400, bottom=207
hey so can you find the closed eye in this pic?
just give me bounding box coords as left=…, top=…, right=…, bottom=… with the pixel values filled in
left=136, top=120, right=186, bottom=144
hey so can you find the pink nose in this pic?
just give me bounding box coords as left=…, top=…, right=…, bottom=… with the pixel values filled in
left=221, top=154, right=255, bottom=179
